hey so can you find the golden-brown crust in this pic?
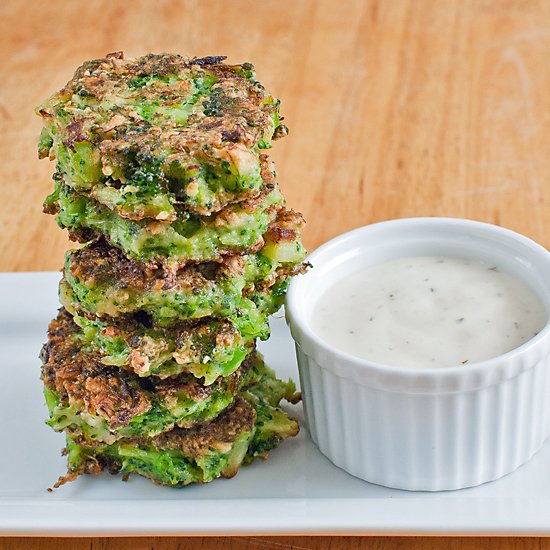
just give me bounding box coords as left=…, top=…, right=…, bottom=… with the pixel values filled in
left=151, top=397, right=255, bottom=456
left=67, top=239, right=244, bottom=293
left=265, top=208, right=305, bottom=245
left=67, top=53, right=231, bottom=102
left=39, top=52, right=280, bottom=173
left=41, top=312, right=152, bottom=429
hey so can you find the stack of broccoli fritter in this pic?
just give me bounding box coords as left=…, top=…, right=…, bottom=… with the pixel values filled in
left=37, top=52, right=306, bottom=488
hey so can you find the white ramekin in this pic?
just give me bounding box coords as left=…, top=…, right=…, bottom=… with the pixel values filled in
left=286, top=218, right=550, bottom=491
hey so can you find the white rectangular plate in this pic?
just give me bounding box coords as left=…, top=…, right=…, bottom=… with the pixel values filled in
left=1, top=272, right=550, bottom=536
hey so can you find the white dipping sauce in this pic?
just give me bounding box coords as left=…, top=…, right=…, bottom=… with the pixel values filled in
left=312, top=256, right=547, bottom=368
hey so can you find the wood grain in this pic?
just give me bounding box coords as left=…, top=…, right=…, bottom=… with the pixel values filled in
left=2, top=0, right=550, bottom=548
left=2, top=538, right=550, bottom=550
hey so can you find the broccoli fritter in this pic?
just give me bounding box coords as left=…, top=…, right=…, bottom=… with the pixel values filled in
left=41, top=312, right=269, bottom=443
left=44, top=160, right=285, bottom=264
left=54, top=360, right=299, bottom=487
left=60, top=210, right=306, bottom=325
left=37, top=52, right=287, bottom=219
left=62, top=397, right=257, bottom=487
left=70, top=310, right=260, bottom=383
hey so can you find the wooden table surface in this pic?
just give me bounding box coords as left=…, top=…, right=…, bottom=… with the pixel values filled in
left=2, top=0, right=550, bottom=548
